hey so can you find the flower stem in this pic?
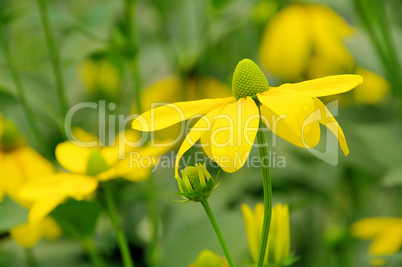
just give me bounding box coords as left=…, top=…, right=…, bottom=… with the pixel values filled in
left=145, top=174, right=159, bottom=267
left=256, top=119, right=272, bottom=267
left=200, top=199, right=235, bottom=267
left=0, top=20, right=52, bottom=159
left=36, top=0, right=69, bottom=117
left=24, top=248, right=37, bottom=267
left=103, top=185, right=134, bottom=267
left=82, top=238, right=106, bottom=267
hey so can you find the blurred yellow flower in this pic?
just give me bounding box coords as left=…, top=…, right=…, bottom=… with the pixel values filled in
left=79, top=59, right=120, bottom=98
left=133, top=59, right=362, bottom=174
left=241, top=203, right=290, bottom=265
left=351, top=217, right=402, bottom=265
left=10, top=216, right=62, bottom=248
left=0, top=116, right=62, bottom=247
left=19, top=127, right=170, bottom=224
left=259, top=4, right=354, bottom=81
left=353, top=67, right=390, bottom=105
left=189, top=250, right=229, bottom=267
left=0, top=116, right=54, bottom=206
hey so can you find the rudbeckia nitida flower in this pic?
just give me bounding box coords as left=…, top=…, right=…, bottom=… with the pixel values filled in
left=241, top=203, right=291, bottom=266
left=0, top=116, right=62, bottom=247
left=132, top=59, right=362, bottom=174
left=259, top=4, right=354, bottom=81
left=351, top=217, right=402, bottom=265
left=10, top=217, right=62, bottom=248
left=19, top=128, right=170, bottom=224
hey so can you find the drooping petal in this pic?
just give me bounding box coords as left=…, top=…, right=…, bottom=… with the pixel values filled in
left=312, top=98, right=349, bottom=155
left=267, top=75, right=362, bottom=97
left=210, top=97, right=259, bottom=172
left=40, top=217, right=62, bottom=240
left=259, top=5, right=311, bottom=80
left=258, top=94, right=321, bottom=148
left=28, top=194, right=66, bottom=225
left=368, top=225, right=402, bottom=265
left=175, top=105, right=224, bottom=177
left=132, top=97, right=234, bottom=132
left=56, top=141, right=92, bottom=174
left=10, top=222, right=42, bottom=248
left=351, top=217, right=402, bottom=240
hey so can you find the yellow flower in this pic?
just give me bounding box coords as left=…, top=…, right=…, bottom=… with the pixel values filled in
left=353, top=67, right=390, bottom=105
left=79, top=59, right=120, bottom=98
left=259, top=4, right=354, bottom=81
left=189, top=250, right=229, bottom=267
left=132, top=59, right=362, bottom=174
left=241, top=203, right=290, bottom=265
left=351, top=217, right=402, bottom=265
left=19, top=128, right=170, bottom=224
left=0, top=116, right=62, bottom=247
left=0, top=116, right=54, bottom=206
left=10, top=216, right=62, bottom=248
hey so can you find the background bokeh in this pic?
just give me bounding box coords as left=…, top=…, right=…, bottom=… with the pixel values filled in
left=0, top=0, right=401, bottom=266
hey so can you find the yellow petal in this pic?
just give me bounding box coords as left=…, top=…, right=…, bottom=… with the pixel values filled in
left=312, top=98, right=349, bottom=155
left=56, top=141, right=92, bottom=174
left=40, top=216, right=63, bottom=240
left=210, top=97, right=259, bottom=172
left=175, top=105, right=225, bottom=177
left=271, top=75, right=363, bottom=97
left=354, top=67, right=390, bottom=105
left=19, top=174, right=97, bottom=224
left=0, top=146, right=54, bottom=206
left=259, top=4, right=311, bottom=80
left=258, top=94, right=321, bottom=148
left=10, top=222, right=42, bottom=248
left=368, top=225, right=402, bottom=265
left=351, top=217, right=402, bottom=239
left=241, top=204, right=259, bottom=262
left=132, top=97, right=233, bottom=132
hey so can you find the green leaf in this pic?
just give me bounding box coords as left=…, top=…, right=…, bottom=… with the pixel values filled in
left=0, top=196, right=28, bottom=233
left=50, top=199, right=102, bottom=239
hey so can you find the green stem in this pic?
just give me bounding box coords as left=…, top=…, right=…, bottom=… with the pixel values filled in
left=200, top=199, right=235, bottom=267
left=52, top=215, right=106, bottom=267
left=103, top=185, right=134, bottom=267
left=24, top=248, right=37, bottom=267
left=0, top=20, right=52, bottom=159
left=145, top=174, right=159, bottom=267
left=36, top=0, right=69, bottom=117
left=256, top=119, right=272, bottom=267
left=123, top=0, right=142, bottom=114
left=82, top=238, right=106, bottom=267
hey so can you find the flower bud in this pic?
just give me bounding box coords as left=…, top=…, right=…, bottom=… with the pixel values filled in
left=190, top=250, right=228, bottom=267
left=175, top=164, right=219, bottom=202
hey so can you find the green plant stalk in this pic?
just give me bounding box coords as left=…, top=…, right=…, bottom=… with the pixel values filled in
left=200, top=199, right=235, bottom=267
left=25, top=248, right=37, bottom=267
left=53, top=215, right=105, bottom=267
left=353, top=0, right=402, bottom=100
left=124, top=0, right=142, bottom=114
left=82, top=238, right=106, bottom=267
left=0, top=21, right=52, bottom=159
left=123, top=2, right=158, bottom=266
left=372, top=0, right=402, bottom=95
left=104, top=185, right=134, bottom=267
left=145, top=173, right=159, bottom=267
left=256, top=119, right=272, bottom=267
left=36, top=0, right=69, bottom=117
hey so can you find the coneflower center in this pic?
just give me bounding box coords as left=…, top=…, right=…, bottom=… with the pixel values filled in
left=232, top=59, right=269, bottom=100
